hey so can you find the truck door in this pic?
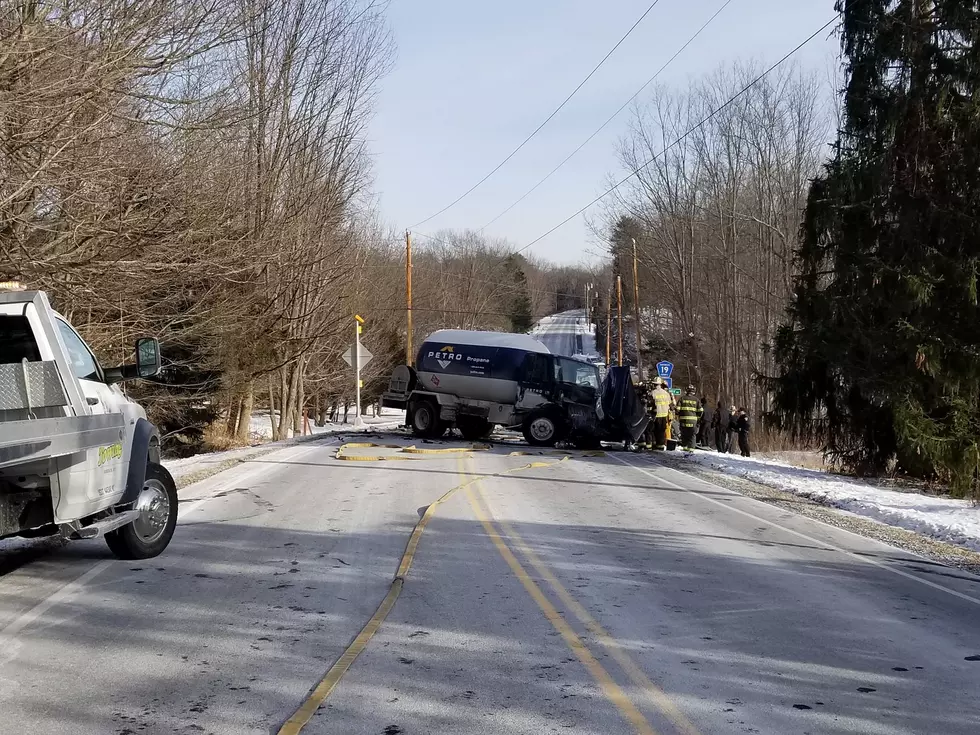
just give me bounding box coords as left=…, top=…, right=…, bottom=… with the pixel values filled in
left=516, top=353, right=552, bottom=409
left=53, top=319, right=126, bottom=514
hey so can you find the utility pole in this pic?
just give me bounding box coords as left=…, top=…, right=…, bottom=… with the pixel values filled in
left=631, top=238, right=643, bottom=380
left=605, top=292, right=611, bottom=366
left=405, top=231, right=413, bottom=365
left=354, top=314, right=364, bottom=427
left=616, top=275, right=623, bottom=366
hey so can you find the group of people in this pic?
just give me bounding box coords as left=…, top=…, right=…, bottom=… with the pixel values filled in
left=709, top=402, right=751, bottom=457
left=635, top=381, right=751, bottom=456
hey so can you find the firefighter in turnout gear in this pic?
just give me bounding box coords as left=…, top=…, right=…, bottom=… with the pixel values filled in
left=677, top=385, right=703, bottom=451
left=651, top=380, right=671, bottom=450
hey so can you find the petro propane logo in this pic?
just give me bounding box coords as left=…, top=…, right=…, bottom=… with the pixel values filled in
left=429, top=345, right=464, bottom=370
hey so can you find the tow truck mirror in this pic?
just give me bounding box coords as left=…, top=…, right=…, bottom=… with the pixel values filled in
left=135, top=337, right=161, bottom=378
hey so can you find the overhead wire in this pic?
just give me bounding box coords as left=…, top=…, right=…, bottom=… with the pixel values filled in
left=408, top=0, right=665, bottom=229
left=477, top=0, right=735, bottom=233
left=503, top=13, right=841, bottom=261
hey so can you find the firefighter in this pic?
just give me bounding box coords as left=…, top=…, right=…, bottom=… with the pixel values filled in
left=677, top=385, right=703, bottom=451
left=650, top=380, right=671, bottom=450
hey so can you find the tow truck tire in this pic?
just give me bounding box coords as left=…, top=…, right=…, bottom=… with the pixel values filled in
left=458, top=417, right=493, bottom=441
left=410, top=400, right=445, bottom=439
left=105, top=462, right=178, bottom=560
left=522, top=409, right=565, bottom=447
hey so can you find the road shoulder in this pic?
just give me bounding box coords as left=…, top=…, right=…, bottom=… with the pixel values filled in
left=654, top=452, right=980, bottom=576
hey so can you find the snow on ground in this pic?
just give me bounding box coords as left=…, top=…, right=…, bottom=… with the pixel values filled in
left=247, top=406, right=403, bottom=441
left=164, top=409, right=405, bottom=484
left=687, top=450, right=980, bottom=552
left=530, top=311, right=600, bottom=360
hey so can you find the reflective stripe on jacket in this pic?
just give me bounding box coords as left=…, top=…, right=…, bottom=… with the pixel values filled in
left=677, top=396, right=702, bottom=428
left=652, top=388, right=671, bottom=418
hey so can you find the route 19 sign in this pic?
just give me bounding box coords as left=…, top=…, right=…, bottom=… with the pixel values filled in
left=656, top=361, right=673, bottom=378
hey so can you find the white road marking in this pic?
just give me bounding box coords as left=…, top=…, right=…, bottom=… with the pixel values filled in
left=611, top=453, right=980, bottom=607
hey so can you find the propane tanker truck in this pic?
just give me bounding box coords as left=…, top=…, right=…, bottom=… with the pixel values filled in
left=381, top=329, right=647, bottom=448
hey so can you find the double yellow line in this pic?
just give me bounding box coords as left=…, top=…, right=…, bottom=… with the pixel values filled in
left=279, top=451, right=698, bottom=735
left=462, top=456, right=700, bottom=735
left=278, top=452, right=570, bottom=734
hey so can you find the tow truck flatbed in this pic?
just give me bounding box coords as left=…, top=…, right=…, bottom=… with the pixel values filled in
left=0, top=413, right=125, bottom=469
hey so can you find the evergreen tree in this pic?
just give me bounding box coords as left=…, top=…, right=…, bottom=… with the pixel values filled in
left=609, top=215, right=642, bottom=310
left=506, top=255, right=534, bottom=333
left=772, top=1, right=980, bottom=494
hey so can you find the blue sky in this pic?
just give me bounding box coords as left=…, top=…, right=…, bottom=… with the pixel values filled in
left=367, top=1, right=840, bottom=264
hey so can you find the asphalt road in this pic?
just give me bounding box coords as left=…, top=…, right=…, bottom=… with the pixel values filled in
left=2, top=436, right=980, bottom=735
left=531, top=309, right=595, bottom=358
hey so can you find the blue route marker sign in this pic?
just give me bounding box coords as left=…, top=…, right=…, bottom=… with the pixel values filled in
left=656, top=361, right=673, bottom=378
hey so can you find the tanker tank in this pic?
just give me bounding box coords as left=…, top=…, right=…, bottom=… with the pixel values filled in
left=414, top=329, right=550, bottom=405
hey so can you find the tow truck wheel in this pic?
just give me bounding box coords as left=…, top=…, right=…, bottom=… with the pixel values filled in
left=105, top=462, right=178, bottom=560
left=522, top=410, right=564, bottom=447
left=410, top=400, right=445, bottom=439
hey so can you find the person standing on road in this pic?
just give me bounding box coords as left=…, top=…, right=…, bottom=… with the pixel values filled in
left=677, top=386, right=702, bottom=451
left=711, top=400, right=725, bottom=452
left=650, top=380, right=671, bottom=450
left=736, top=408, right=751, bottom=457
left=726, top=405, right=738, bottom=453
left=696, top=397, right=709, bottom=448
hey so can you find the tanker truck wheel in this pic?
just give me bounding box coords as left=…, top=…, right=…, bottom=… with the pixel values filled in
left=410, top=400, right=446, bottom=439
left=522, top=409, right=565, bottom=447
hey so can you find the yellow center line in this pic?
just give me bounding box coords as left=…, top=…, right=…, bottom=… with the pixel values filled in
left=278, top=452, right=571, bottom=734
left=277, top=457, right=479, bottom=734
left=462, top=457, right=659, bottom=735
left=473, top=479, right=702, bottom=735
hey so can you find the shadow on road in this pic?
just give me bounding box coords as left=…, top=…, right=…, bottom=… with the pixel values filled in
left=0, top=456, right=978, bottom=734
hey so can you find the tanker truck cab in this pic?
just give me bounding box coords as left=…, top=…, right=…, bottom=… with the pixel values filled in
left=382, top=329, right=603, bottom=447
left=518, top=352, right=601, bottom=446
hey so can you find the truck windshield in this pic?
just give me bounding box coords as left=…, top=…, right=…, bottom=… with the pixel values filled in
left=555, top=358, right=599, bottom=390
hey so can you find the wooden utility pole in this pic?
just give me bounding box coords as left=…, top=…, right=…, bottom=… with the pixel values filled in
left=406, top=231, right=413, bottom=365
left=605, top=292, right=611, bottom=366
left=616, top=275, right=623, bottom=366
left=631, top=238, right=643, bottom=380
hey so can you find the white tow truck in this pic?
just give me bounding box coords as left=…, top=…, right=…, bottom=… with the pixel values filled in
left=0, top=285, right=178, bottom=559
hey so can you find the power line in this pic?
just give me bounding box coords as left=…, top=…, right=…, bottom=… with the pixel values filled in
left=478, top=0, right=735, bottom=233
left=408, top=0, right=665, bottom=229
left=505, top=13, right=840, bottom=261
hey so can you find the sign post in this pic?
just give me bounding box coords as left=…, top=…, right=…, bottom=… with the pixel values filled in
left=353, top=316, right=365, bottom=427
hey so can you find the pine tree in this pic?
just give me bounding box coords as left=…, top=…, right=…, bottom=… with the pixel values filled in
left=772, top=0, right=980, bottom=494
left=506, top=255, right=534, bottom=333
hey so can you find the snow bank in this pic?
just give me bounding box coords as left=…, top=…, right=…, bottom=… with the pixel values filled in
left=165, top=409, right=405, bottom=483
left=687, top=451, right=980, bottom=552
left=248, top=407, right=404, bottom=441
